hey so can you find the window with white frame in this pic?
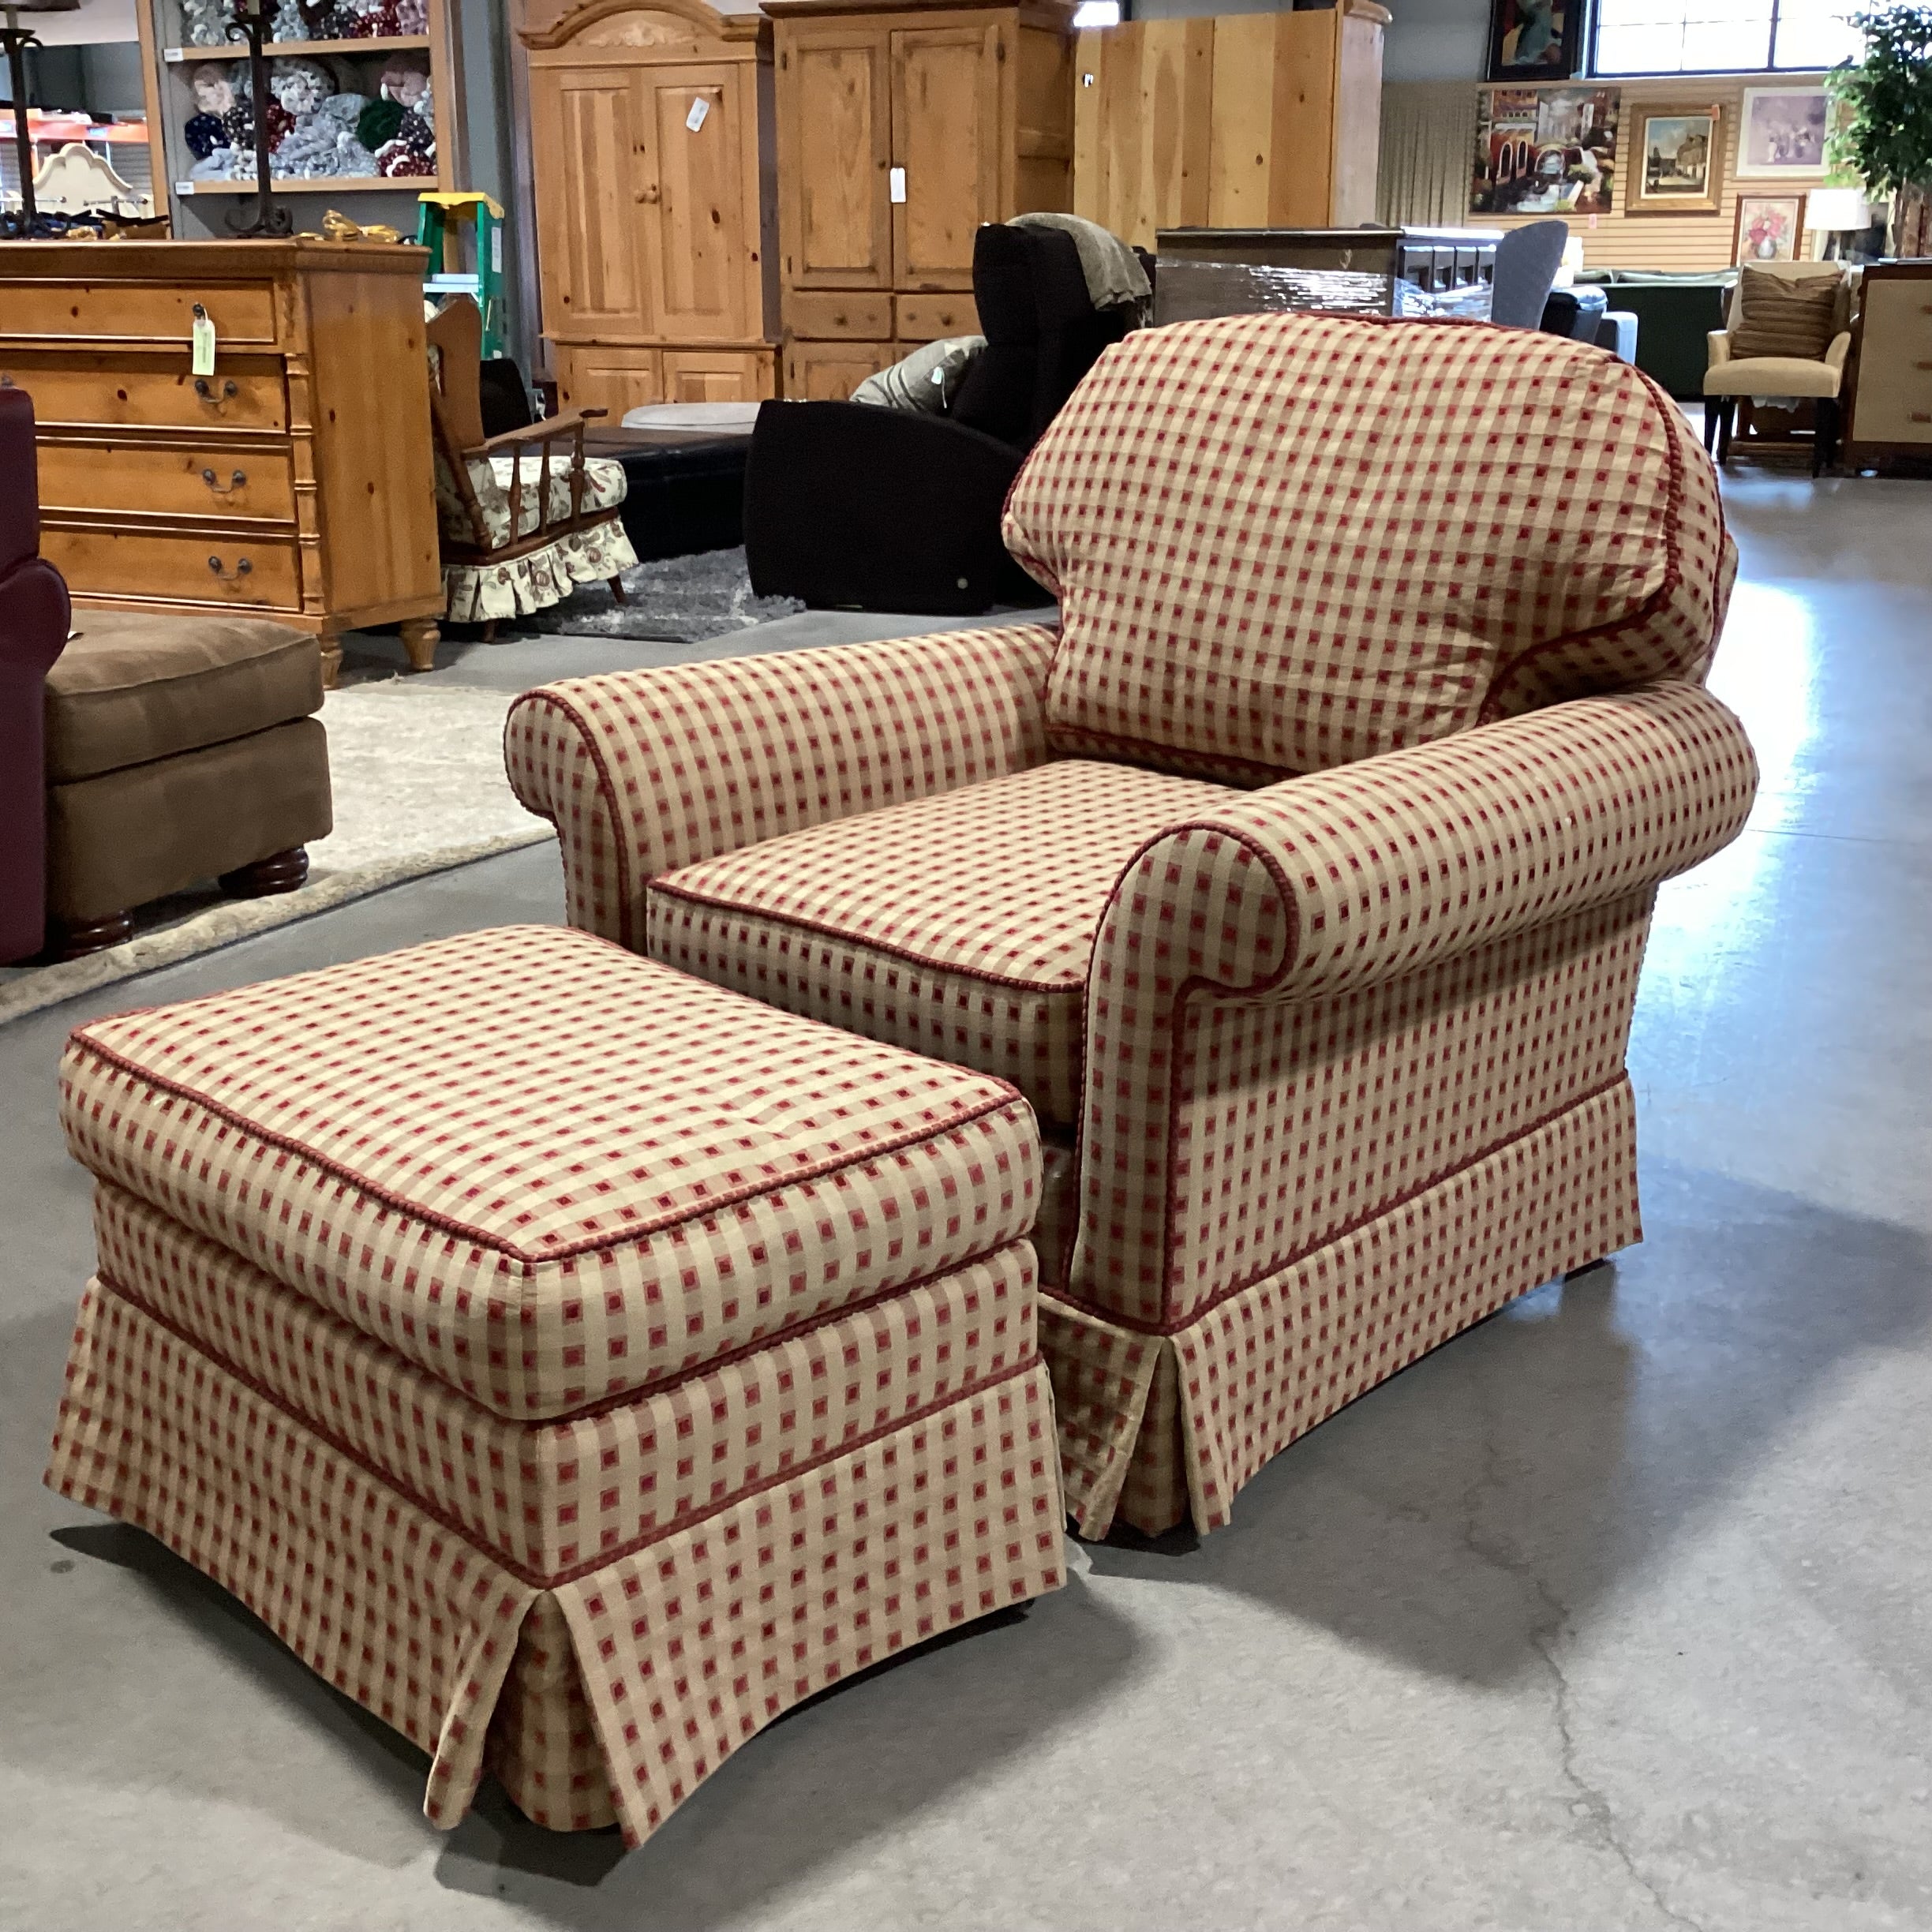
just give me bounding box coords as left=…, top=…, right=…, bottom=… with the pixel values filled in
left=1591, top=0, right=1869, bottom=75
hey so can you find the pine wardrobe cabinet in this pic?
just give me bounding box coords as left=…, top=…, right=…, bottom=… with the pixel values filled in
left=519, top=0, right=780, bottom=418
left=766, top=0, right=1076, bottom=397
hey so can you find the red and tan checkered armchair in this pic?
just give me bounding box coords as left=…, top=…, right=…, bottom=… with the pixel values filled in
left=507, top=313, right=1758, bottom=1539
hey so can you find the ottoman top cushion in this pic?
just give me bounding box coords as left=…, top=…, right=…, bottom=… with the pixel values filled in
left=45, top=611, right=321, bottom=784
left=59, top=926, right=1039, bottom=1421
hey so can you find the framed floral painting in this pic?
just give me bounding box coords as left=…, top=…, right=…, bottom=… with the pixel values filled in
left=1735, top=87, right=1829, bottom=178
left=1733, top=193, right=1807, bottom=264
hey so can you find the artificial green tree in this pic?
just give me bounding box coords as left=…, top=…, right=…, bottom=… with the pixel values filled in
left=1829, top=3, right=1932, bottom=255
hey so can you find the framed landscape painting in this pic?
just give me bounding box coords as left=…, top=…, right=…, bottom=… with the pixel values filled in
left=1733, top=193, right=1807, bottom=263
left=1631, top=106, right=1722, bottom=214
left=1485, top=0, right=1587, bottom=81
left=1735, top=87, right=1829, bottom=178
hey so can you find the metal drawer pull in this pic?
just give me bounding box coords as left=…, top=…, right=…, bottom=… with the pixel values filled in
left=194, top=377, right=240, bottom=400
left=207, top=555, right=253, bottom=578
left=201, top=467, right=248, bottom=493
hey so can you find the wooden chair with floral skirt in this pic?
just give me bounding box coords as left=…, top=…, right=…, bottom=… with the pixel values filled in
left=425, top=297, right=637, bottom=645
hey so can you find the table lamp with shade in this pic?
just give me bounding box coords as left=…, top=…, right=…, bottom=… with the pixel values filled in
left=2, top=0, right=80, bottom=238
left=1805, top=189, right=1873, bottom=260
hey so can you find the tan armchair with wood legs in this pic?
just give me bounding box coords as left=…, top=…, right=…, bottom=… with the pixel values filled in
left=1703, top=260, right=1852, bottom=474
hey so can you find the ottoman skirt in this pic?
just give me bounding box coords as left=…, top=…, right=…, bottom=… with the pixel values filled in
left=44, top=927, right=1067, bottom=1849
left=50, top=1185, right=1061, bottom=1846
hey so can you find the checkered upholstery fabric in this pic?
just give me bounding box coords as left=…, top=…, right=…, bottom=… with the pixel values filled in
left=505, top=626, right=1058, bottom=949
left=1042, top=1075, right=1640, bottom=1534
left=59, top=927, right=1039, bottom=1421
left=89, top=1181, right=1040, bottom=1584
left=48, top=924, right=1065, bottom=1843
left=1002, top=313, right=1734, bottom=782
left=48, top=1271, right=1062, bottom=1845
left=648, top=761, right=1230, bottom=1126
left=1071, top=683, right=1756, bottom=1330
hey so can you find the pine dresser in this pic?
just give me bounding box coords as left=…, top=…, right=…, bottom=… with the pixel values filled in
left=0, top=238, right=444, bottom=686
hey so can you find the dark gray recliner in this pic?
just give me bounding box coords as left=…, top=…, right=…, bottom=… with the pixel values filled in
left=744, top=223, right=1133, bottom=615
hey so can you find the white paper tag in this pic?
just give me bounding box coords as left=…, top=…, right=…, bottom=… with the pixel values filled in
left=686, top=96, right=709, bottom=133
left=491, top=226, right=503, bottom=273
left=164, top=47, right=184, bottom=61
left=889, top=167, right=907, bottom=204
left=191, top=311, right=216, bottom=378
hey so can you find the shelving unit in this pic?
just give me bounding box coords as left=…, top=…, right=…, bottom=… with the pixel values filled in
left=136, top=0, right=459, bottom=241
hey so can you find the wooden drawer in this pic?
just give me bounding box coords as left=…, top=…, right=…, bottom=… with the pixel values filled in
left=782, top=339, right=897, bottom=401
left=896, top=293, right=980, bottom=343
left=36, top=440, right=298, bottom=525
left=1, top=359, right=287, bottom=432
left=42, top=526, right=302, bottom=612
left=660, top=349, right=777, bottom=403
left=786, top=291, right=894, bottom=340
left=0, top=279, right=280, bottom=346
left=1852, top=279, right=1932, bottom=445
left=556, top=345, right=661, bottom=419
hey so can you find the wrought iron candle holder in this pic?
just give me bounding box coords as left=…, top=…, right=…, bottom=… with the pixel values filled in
left=2, top=0, right=80, bottom=238
left=225, top=0, right=290, bottom=238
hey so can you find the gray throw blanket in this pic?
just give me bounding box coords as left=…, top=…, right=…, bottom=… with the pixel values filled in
left=1009, top=212, right=1151, bottom=320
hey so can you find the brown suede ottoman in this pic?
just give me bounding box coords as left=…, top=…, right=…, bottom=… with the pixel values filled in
left=45, top=611, right=331, bottom=952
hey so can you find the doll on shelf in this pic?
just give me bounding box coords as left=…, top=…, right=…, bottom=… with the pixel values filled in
left=183, top=62, right=257, bottom=181
left=369, top=51, right=434, bottom=178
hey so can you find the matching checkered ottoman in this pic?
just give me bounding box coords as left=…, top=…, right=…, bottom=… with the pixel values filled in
left=44, top=925, right=1064, bottom=1848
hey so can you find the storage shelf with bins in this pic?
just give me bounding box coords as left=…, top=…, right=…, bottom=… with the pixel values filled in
left=136, top=1, right=456, bottom=241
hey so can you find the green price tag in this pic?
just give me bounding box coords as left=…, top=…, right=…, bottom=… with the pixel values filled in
left=192, top=309, right=216, bottom=378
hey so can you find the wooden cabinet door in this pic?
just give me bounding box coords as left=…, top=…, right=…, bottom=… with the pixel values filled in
left=890, top=24, right=1002, bottom=291
left=777, top=28, right=892, bottom=290
left=783, top=339, right=896, bottom=400
left=642, top=65, right=755, bottom=344
left=530, top=66, right=654, bottom=340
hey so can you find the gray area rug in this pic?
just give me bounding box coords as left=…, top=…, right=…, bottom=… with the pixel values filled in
left=0, top=680, right=553, bottom=1026
left=514, top=546, right=802, bottom=642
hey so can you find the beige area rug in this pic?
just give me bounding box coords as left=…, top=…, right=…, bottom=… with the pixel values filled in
left=0, top=680, right=556, bottom=1027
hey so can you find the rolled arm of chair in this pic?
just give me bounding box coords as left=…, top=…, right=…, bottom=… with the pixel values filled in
left=505, top=623, right=1058, bottom=949
left=1095, top=683, right=1758, bottom=1009
left=1706, top=331, right=1733, bottom=370
left=1826, top=331, right=1852, bottom=373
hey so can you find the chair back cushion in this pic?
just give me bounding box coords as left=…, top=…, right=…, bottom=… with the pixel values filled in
left=1003, top=311, right=1732, bottom=781
left=1728, top=265, right=1841, bottom=359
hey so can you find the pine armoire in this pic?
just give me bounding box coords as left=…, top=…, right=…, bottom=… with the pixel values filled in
left=519, top=0, right=781, bottom=418
left=764, top=0, right=1077, bottom=399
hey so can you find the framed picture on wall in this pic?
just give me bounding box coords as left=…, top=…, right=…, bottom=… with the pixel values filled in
left=1485, top=0, right=1588, bottom=81
left=1735, top=87, right=1829, bottom=178
left=1472, top=85, right=1619, bottom=215
left=1630, top=106, right=1723, bottom=215
left=1733, top=193, right=1807, bottom=263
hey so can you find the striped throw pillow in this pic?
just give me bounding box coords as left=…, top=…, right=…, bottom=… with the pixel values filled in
left=1730, top=269, right=1840, bottom=360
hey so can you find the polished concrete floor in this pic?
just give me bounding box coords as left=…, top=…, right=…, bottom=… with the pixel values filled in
left=3, top=475, right=1930, bottom=1930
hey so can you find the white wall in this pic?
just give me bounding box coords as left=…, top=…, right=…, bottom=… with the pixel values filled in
left=1380, top=0, right=1489, bottom=81
left=28, top=0, right=139, bottom=46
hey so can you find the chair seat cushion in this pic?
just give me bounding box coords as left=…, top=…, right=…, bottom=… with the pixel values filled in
left=1703, top=356, right=1843, bottom=399
left=647, top=760, right=1231, bottom=1125
left=44, top=610, right=320, bottom=782
left=437, top=451, right=627, bottom=547
left=58, top=925, right=1039, bottom=1421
